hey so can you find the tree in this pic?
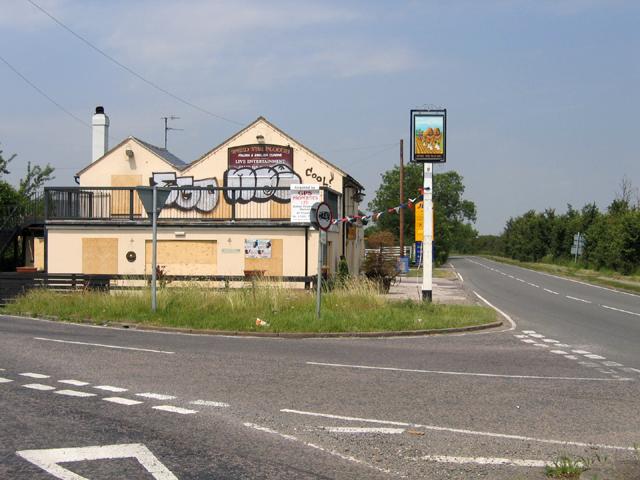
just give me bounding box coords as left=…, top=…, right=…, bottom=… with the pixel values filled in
left=367, top=165, right=477, bottom=264
left=0, top=144, right=54, bottom=207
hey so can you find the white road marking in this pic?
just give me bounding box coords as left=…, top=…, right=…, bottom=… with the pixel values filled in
left=0, top=377, right=13, bottom=383
left=189, top=400, right=230, bottom=407
left=516, top=278, right=526, bottom=283
left=522, top=330, right=536, bottom=334
left=543, top=339, right=559, bottom=343
left=528, top=283, right=540, bottom=288
left=136, top=393, right=176, bottom=400
left=584, top=354, right=606, bottom=360
left=94, top=385, right=128, bottom=393
left=508, top=275, right=515, bottom=279
left=544, top=288, right=559, bottom=295
left=22, top=383, right=55, bottom=391
left=322, top=426, right=405, bottom=434
left=34, top=337, right=175, bottom=354
left=152, top=405, right=197, bottom=415
left=602, top=361, right=623, bottom=367
left=579, top=362, right=599, bottom=367
left=514, top=334, right=527, bottom=338
left=244, top=423, right=395, bottom=475
left=532, top=344, right=550, bottom=348
left=457, top=272, right=464, bottom=282
left=601, top=305, right=640, bottom=317
left=420, top=455, right=547, bottom=468
left=550, top=350, right=568, bottom=355
left=529, top=333, right=545, bottom=338
left=555, top=343, right=571, bottom=347
left=521, top=339, right=536, bottom=343
left=572, top=350, right=591, bottom=355
left=58, top=379, right=90, bottom=386
left=281, top=409, right=635, bottom=452
left=103, top=397, right=143, bottom=406
left=564, top=355, right=578, bottom=360
left=472, top=291, right=516, bottom=330
left=306, top=362, right=629, bottom=382
left=622, top=367, right=640, bottom=374
left=20, top=372, right=50, bottom=379
left=566, top=295, right=591, bottom=304
left=55, top=389, right=97, bottom=397
left=16, top=443, right=178, bottom=480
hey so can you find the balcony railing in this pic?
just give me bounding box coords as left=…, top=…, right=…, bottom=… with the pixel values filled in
left=43, top=186, right=331, bottom=223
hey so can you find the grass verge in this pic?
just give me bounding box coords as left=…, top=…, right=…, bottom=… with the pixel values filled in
left=481, top=255, right=640, bottom=295
left=2, top=279, right=495, bottom=334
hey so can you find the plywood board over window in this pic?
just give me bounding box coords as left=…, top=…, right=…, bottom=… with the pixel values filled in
left=111, top=175, right=143, bottom=217
left=244, top=239, right=283, bottom=276
left=82, top=238, right=118, bottom=274
left=145, top=240, right=217, bottom=276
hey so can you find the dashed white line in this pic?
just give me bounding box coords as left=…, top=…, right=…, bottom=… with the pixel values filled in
left=622, top=367, right=640, bottom=374
left=59, top=379, right=90, bottom=386
left=543, top=339, right=559, bottom=343
left=457, top=272, right=464, bottom=283
left=189, top=400, right=230, bottom=407
left=528, top=283, right=540, bottom=288
left=420, top=455, right=547, bottom=468
left=602, top=361, right=623, bottom=367
left=306, top=362, right=628, bottom=381
left=34, top=337, right=175, bottom=354
left=601, top=305, right=640, bottom=317
left=322, top=426, right=405, bottom=434
left=0, top=377, right=13, bottom=383
left=555, top=343, right=571, bottom=347
left=579, top=361, right=599, bottom=367
left=514, top=335, right=527, bottom=339
left=550, top=350, right=568, bottom=355
left=572, top=350, right=591, bottom=355
left=94, top=385, right=128, bottom=393
left=22, top=383, right=55, bottom=391
left=20, top=373, right=50, bottom=379
left=532, top=343, right=550, bottom=348
left=55, top=389, right=97, bottom=397
left=522, top=330, right=536, bottom=334
left=564, top=355, right=578, bottom=360
left=521, top=339, right=536, bottom=343
left=516, top=278, right=526, bottom=283
left=103, top=397, right=143, bottom=406
left=529, top=333, right=545, bottom=338
left=566, top=295, right=591, bottom=304
left=136, top=393, right=176, bottom=401
left=584, top=354, right=606, bottom=360
left=543, top=288, right=559, bottom=295
left=281, top=409, right=635, bottom=451
left=152, top=405, right=197, bottom=415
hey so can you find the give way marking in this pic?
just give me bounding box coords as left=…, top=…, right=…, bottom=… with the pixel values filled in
left=16, top=443, right=178, bottom=480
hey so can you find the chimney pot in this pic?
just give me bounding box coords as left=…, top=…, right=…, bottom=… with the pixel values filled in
left=92, top=106, right=109, bottom=163
left=95, top=105, right=105, bottom=114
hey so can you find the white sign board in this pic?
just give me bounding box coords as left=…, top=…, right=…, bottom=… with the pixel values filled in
left=245, top=239, right=272, bottom=258
left=290, top=184, right=322, bottom=224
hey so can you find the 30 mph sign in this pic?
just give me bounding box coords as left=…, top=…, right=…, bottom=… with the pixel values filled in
left=310, top=202, right=333, bottom=231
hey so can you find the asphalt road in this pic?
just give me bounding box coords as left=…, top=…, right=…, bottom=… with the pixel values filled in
left=1, top=258, right=640, bottom=479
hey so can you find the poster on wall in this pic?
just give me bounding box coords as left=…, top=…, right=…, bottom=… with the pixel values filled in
left=244, top=239, right=272, bottom=259
left=290, top=184, right=322, bottom=223
left=410, top=110, right=446, bottom=163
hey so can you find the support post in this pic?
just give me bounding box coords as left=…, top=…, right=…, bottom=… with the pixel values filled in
left=399, top=139, right=404, bottom=259
left=151, top=185, right=158, bottom=312
left=316, top=231, right=323, bottom=319
left=422, top=163, right=433, bottom=302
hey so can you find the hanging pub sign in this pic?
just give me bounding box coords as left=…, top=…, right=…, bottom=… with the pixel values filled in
left=228, top=144, right=293, bottom=169
left=410, top=109, right=446, bottom=163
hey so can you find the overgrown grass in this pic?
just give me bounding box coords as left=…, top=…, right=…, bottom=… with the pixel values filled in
left=2, top=278, right=496, bottom=333
left=545, top=455, right=591, bottom=478
left=481, top=255, right=640, bottom=295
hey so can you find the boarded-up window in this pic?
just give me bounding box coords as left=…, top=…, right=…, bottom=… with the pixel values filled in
left=244, top=239, right=283, bottom=276
left=145, top=240, right=217, bottom=275
left=111, top=175, right=143, bottom=217
left=82, top=238, right=118, bottom=274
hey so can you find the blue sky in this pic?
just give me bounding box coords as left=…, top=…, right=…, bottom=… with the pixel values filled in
left=1, top=0, right=638, bottom=233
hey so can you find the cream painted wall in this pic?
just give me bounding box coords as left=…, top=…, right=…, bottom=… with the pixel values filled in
left=184, top=119, right=344, bottom=193
left=79, top=138, right=179, bottom=187
left=47, top=227, right=312, bottom=276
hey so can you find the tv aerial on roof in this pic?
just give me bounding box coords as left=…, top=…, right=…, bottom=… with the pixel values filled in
left=161, top=115, right=184, bottom=149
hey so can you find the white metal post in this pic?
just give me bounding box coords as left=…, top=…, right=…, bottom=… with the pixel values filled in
left=422, top=163, right=433, bottom=302
left=316, top=230, right=323, bottom=319
left=151, top=185, right=158, bottom=312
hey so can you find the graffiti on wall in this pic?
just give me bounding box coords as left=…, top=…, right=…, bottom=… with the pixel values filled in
left=305, top=166, right=334, bottom=186
left=150, top=172, right=219, bottom=212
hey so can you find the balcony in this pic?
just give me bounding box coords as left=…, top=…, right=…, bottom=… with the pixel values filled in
left=42, top=186, right=334, bottom=225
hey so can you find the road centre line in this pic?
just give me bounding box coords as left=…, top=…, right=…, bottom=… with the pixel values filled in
left=243, top=422, right=394, bottom=475
left=601, top=305, right=640, bottom=317
left=472, top=291, right=516, bottom=330
left=103, top=397, right=143, bottom=406
left=322, top=426, right=405, bottom=434
left=20, top=372, right=50, bottom=379
left=152, top=405, right=197, bottom=415
left=280, top=409, right=636, bottom=452
left=59, top=379, right=90, bottom=386
left=419, top=455, right=547, bottom=468
left=33, top=337, right=175, bottom=354
left=528, top=283, right=540, bottom=288
left=305, top=362, right=629, bottom=382
left=22, top=383, right=55, bottom=391
left=544, top=288, right=559, bottom=295
left=0, top=377, right=13, bottom=383
left=566, top=295, right=591, bottom=303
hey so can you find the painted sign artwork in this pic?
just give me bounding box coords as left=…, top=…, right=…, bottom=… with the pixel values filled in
left=411, top=110, right=446, bottom=162
left=151, top=172, right=219, bottom=212
left=224, top=144, right=301, bottom=204
left=245, top=239, right=272, bottom=259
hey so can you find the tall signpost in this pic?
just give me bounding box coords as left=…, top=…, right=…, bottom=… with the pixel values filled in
left=138, top=186, right=171, bottom=312
left=410, top=108, right=446, bottom=302
left=310, top=201, right=333, bottom=319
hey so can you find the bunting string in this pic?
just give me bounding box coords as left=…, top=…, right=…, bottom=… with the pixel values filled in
left=330, top=192, right=423, bottom=226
